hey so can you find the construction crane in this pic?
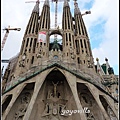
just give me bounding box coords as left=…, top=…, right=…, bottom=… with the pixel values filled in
left=53, top=0, right=58, bottom=41
left=53, top=0, right=69, bottom=41
left=1, top=26, right=21, bottom=51
left=73, top=0, right=91, bottom=16
left=81, top=11, right=91, bottom=16
left=25, top=0, right=40, bottom=3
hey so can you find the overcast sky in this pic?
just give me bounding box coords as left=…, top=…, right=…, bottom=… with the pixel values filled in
left=1, top=0, right=119, bottom=74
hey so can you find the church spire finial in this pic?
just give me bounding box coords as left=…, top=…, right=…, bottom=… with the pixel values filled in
left=74, top=0, right=81, bottom=15
left=44, top=0, right=50, bottom=6
left=96, top=58, right=105, bottom=75
left=32, top=0, right=39, bottom=13
left=63, top=0, right=69, bottom=7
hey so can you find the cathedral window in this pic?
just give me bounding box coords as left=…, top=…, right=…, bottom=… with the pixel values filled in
left=33, top=38, right=37, bottom=53
left=42, top=21, right=44, bottom=28
left=84, top=60, right=85, bottom=64
left=30, top=38, right=33, bottom=47
left=20, top=40, right=25, bottom=54
left=77, top=57, right=80, bottom=64
left=29, top=15, right=34, bottom=33
left=82, top=50, right=84, bottom=53
left=80, top=39, right=83, bottom=48
left=81, top=19, right=85, bottom=35
left=26, top=38, right=29, bottom=47
left=87, top=41, right=92, bottom=56
left=66, top=33, right=68, bottom=41
left=72, top=35, right=75, bottom=48
left=75, top=40, right=80, bottom=54
left=67, top=8, right=70, bottom=29
left=32, top=15, right=36, bottom=33
left=84, top=39, right=87, bottom=48
left=53, top=55, right=58, bottom=59
left=45, top=11, right=48, bottom=29
left=31, top=56, right=34, bottom=64
left=37, top=43, right=39, bottom=48
left=78, top=23, right=81, bottom=35
left=67, top=53, right=68, bottom=56
left=69, top=33, right=71, bottom=42
left=116, top=89, right=118, bottom=94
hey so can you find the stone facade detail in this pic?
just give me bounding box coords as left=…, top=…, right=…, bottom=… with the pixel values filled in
left=14, top=92, right=31, bottom=120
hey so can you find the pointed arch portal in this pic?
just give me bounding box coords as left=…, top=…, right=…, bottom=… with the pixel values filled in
left=28, top=69, right=80, bottom=120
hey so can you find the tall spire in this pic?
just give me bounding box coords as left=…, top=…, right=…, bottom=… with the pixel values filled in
left=14, top=1, right=39, bottom=76
left=63, top=0, right=69, bottom=7
left=32, top=1, right=39, bottom=13
left=44, top=0, right=49, bottom=6
left=74, top=0, right=94, bottom=69
left=62, top=0, right=76, bottom=63
left=24, top=1, right=39, bottom=36
left=38, top=0, right=50, bottom=30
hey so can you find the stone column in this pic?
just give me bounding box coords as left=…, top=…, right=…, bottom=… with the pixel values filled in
left=65, top=71, right=87, bottom=120
left=85, top=83, right=111, bottom=120
left=3, top=84, right=26, bottom=120
left=23, top=70, right=48, bottom=120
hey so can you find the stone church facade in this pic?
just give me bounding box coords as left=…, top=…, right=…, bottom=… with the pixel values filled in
left=2, top=0, right=118, bottom=120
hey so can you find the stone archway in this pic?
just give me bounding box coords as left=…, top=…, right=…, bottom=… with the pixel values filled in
left=28, top=69, right=80, bottom=120
left=2, top=94, right=12, bottom=114
left=99, top=95, right=118, bottom=120
left=77, top=83, right=105, bottom=120
left=5, top=82, right=35, bottom=120
left=49, top=30, right=63, bottom=51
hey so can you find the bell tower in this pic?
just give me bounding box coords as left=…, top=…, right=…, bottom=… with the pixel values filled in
left=34, top=0, right=50, bottom=66
left=14, top=1, right=39, bottom=76
left=62, top=0, right=76, bottom=64
left=74, top=0, right=94, bottom=69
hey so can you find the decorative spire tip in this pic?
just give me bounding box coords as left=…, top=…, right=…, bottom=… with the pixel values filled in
left=96, top=58, right=99, bottom=61
left=105, top=58, right=108, bottom=61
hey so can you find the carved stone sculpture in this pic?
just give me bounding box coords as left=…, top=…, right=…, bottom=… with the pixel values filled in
left=42, top=81, right=68, bottom=119
left=14, top=92, right=31, bottom=120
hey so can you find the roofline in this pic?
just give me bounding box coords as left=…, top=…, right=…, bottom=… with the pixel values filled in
left=2, top=63, right=118, bottom=103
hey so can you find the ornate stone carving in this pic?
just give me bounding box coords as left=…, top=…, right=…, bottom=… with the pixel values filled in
left=42, top=81, right=68, bottom=119
left=19, top=53, right=27, bottom=67
left=69, top=47, right=76, bottom=59
left=80, top=93, right=92, bottom=107
left=14, top=92, right=31, bottom=120
left=85, top=112, right=95, bottom=120
left=36, top=46, right=43, bottom=58
left=107, top=106, right=118, bottom=120
left=19, top=60, right=26, bottom=67
left=52, top=81, right=59, bottom=97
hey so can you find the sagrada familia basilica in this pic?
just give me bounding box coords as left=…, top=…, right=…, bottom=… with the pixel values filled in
left=2, top=0, right=118, bottom=120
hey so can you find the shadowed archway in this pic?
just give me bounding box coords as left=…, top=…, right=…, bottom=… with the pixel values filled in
left=29, top=69, right=80, bottom=120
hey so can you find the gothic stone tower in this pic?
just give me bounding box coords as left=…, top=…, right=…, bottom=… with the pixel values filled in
left=2, top=0, right=118, bottom=120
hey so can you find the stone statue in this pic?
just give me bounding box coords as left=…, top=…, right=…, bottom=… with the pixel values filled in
left=14, top=92, right=31, bottom=120
left=107, top=106, right=118, bottom=120
left=52, top=81, right=59, bottom=97
left=86, top=112, right=95, bottom=120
